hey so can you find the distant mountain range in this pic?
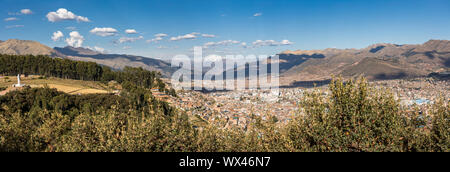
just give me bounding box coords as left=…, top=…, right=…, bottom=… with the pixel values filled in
left=0, top=39, right=176, bottom=77
left=277, top=40, right=449, bottom=86
left=53, top=46, right=176, bottom=77
left=0, top=39, right=448, bottom=86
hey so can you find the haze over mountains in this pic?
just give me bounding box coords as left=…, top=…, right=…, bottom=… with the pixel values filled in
left=0, top=39, right=448, bottom=87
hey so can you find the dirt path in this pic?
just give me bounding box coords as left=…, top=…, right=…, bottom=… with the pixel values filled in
left=0, top=87, right=19, bottom=96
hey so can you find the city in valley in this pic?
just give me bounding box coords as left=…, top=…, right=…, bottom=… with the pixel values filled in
left=0, top=0, right=448, bottom=153
left=161, top=77, right=449, bottom=129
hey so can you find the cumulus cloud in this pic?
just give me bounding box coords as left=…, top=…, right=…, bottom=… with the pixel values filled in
left=202, top=34, right=216, bottom=38
left=46, top=8, right=90, bottom=22
left=279, top=40, right=294, bottom=45
left=125, top=29, right=138, bottom=34
left=154, top=33, right=168, bottom=37
left=253, top=13, right=263, bottom=17
left=170, top=32, right=199, bottom=41
left=90, top=27, right=118, bottom=37
left=4, top=17, right=18, bottom=22
left=65, top=31, right=84, bottom=47
left=252, top=40, right=294, bottom=47
left=20, top=9, right=33, bottom=15
left=8, top=9, right=32, bottom=15
left=51, top=31, right=64, bottom=41
left=118, top=36, right=144, bottom=43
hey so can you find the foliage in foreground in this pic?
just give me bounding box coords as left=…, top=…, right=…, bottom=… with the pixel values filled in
left=287, top=78, right=448, bottom=152
left=0, top=78, right=448, bottom=152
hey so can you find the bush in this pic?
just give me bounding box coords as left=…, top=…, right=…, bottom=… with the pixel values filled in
left=285, top=77, right=449, bottom=152
left=286, top=78, right=411, bottom=151
left=55, top=108, right=197, bottom=152
left=0, top=77, right=448, bottom=152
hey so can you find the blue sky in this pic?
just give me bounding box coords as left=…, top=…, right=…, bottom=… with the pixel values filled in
left=1, top=0, right=450, bottom=59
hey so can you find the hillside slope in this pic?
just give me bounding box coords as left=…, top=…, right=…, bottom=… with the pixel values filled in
left=0, top=39, right=57, bottom=56
left=54, top=46, right=176, bottom=77
left=0, top=39, right=177, bottom=77
left=279, top=40, right=450, bottom=85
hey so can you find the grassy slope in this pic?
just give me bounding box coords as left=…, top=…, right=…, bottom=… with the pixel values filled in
left=0, top=76, right=109, bottom=95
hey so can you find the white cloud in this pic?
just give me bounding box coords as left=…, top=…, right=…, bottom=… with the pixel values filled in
left=203, top=40, right=240, bottom=48
left=169, top=32, right=216, bottom=41
left=118, top=36, right=144, bottom=43
left=253, top=13, right=263, bottom=17
left=20, top=9, right=33, bottom=15
left=280, top=40, right=294, bottom=45
left=85, top=46, right=105, bottom=53
left=125, top=29, right=138, bottom=34
left=4, top=17, right=18, bottom=22
left=46, top=8, right=90, bottom=22
left=8, top=9, right=33, bottom=15
left=90, top=27, right=118, bottom=37
left=170, top=33, right=198, bottom=41
left=154, top=33, right=168, bottom=37
left=94, top=46, right=105, bottom=53
left=147, top=37, right=163, bottom=43
left=157, top=46, right=168, bottom=49
left=253, top=40, right=277, bottom=46
left=147, top=33, right=169, bottom=43
left=252, top=40, right=294, bottom=47
left=91, top=46, right=105, bottom=53
left=202, top=34, right=216, bottom=38
left=65, top=31, right=84, bottom=47
left=51, top=31, right=64, bottom=41
left=122, top=46, right=131, bottom=50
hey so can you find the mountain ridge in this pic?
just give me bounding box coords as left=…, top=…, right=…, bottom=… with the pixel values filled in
left=0, top=39, right=58, bottom=56
left=53, top=46, right=176, bottom=77
left=0, top=39, right=177, bottom=77
left=0, top=39, right=448, bottom=86
left=278, top=40, right=450, bottom=85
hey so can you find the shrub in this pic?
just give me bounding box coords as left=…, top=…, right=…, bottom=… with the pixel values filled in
left=285, top=77, right=448, bottom=152
left=0, top=77, right=448, bottom=152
